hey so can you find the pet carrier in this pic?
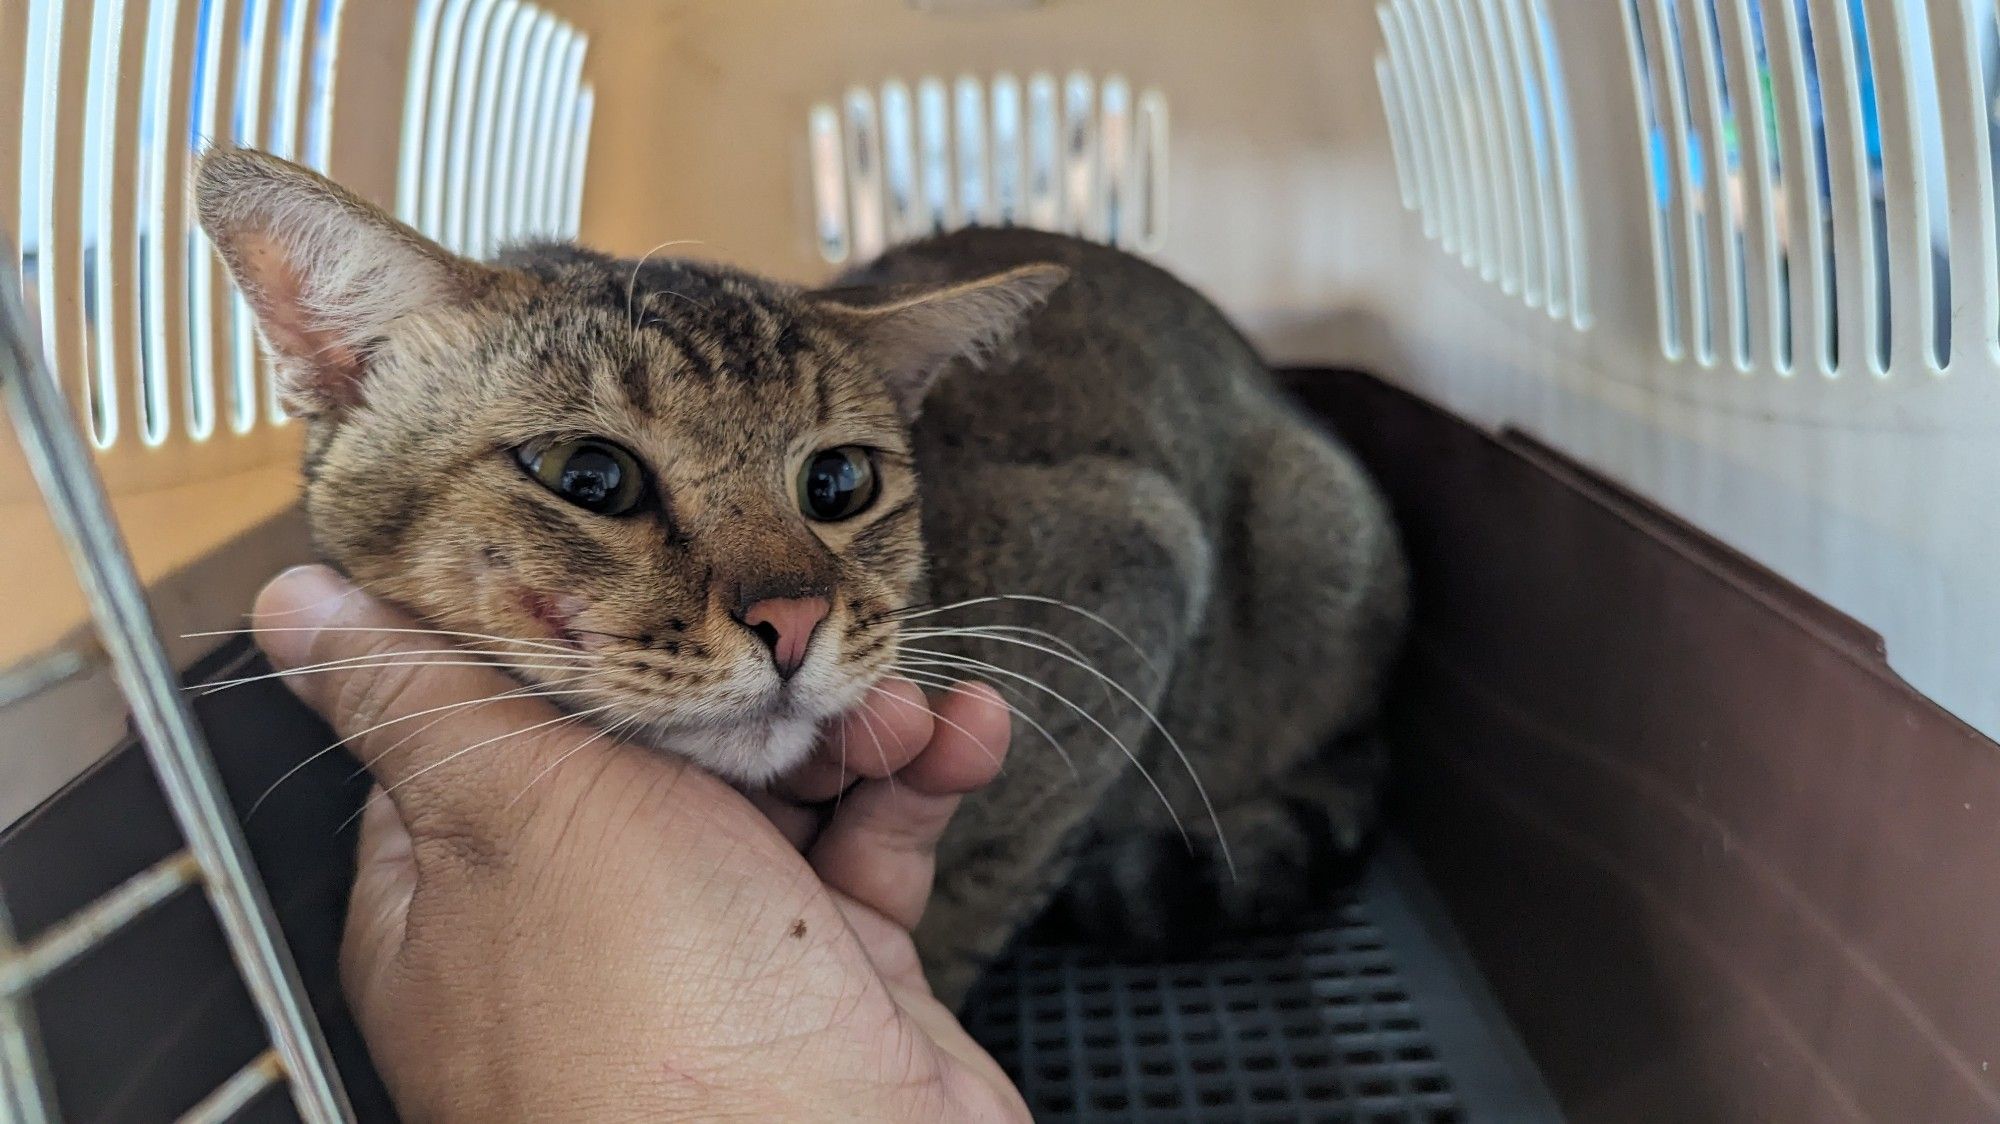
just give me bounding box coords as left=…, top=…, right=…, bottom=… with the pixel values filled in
left=3, top=1, right=1997, bottom=1120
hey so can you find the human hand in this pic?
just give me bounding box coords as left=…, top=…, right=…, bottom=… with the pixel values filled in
left=252, top=565, right=1025, bottom=1123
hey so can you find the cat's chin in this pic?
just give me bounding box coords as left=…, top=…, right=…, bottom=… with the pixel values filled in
left=645, top=715, right=821, bottom=786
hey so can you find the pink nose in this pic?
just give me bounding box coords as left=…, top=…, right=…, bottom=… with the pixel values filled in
left=738, top=597, right=831, bottom=679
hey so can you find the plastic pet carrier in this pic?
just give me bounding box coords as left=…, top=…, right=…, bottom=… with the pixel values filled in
left=3, top=1, right=1999, bottom=1120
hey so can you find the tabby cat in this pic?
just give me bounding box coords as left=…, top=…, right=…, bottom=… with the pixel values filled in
left=197, top=147, right=1407, bottom=1006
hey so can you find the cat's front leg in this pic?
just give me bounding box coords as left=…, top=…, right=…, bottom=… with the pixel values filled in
left=916, top=756, right=1131, bottom=1006
left=903, top=459, right=1214, bottom=1008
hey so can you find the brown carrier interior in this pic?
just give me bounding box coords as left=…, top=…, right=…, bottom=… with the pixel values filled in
left=6, top=369, right=1996, bottom=1122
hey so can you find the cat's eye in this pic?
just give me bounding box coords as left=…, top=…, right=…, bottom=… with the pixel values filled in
left=797, top=446, right=878, bottom=522
left=515, top=437, right=647, bottom=515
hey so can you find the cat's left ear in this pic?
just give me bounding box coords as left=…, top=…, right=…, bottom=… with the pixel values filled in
left=812, top=263, right=1069, bottom=419
left=194, top=146, right=501, bottom=418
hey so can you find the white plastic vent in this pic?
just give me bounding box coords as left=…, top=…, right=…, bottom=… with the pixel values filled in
left=1618, top=0, right=1990, bottom=379
left=9, top=0, right=346, bottom=449
left=395, top=0, right=593, bottom=257
left=1376, top=0, right=1588, bottom=328
left=809, top=71, right=1168, bottom=265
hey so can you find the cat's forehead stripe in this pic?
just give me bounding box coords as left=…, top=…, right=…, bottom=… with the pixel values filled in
left=618, top=354, right=652, bottom=413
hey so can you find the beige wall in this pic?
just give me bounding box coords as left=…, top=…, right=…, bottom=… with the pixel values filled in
left=561, top=0, right=1391, bottom=340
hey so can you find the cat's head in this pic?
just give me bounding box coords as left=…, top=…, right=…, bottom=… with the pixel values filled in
left=196, top=147, right=1064, bottom=783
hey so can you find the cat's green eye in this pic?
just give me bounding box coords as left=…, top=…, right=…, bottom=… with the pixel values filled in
left=515, top=437, right=647, bottom=516
left=797, top=446, right=878, bottom=522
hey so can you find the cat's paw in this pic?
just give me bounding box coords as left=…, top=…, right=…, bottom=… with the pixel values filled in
left=1057, top=830, right=1227, bottom=957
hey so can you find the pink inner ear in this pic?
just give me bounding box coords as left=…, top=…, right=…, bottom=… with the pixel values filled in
left=239, top=233, right=368, bottom=413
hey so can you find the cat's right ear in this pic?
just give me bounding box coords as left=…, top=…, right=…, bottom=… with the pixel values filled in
left=810, top=263, right=1069, bottom=420
left=194, top=146, right=495, bottom=418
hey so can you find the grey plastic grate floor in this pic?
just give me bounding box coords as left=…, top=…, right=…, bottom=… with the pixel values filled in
left=961, top=846, right=1562, bottom=1123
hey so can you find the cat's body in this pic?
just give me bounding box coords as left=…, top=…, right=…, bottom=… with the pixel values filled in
left=851, top=230, right=1406, bottom=999
left=196, top=149, right=1405, bottom=1009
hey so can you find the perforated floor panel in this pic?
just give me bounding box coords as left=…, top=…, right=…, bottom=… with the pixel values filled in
left=961, top=845, right=1562, bottom=1123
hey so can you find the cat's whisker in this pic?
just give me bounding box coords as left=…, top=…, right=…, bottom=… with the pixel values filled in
left=213, top=584, right=364, bottom=619
left=502, top=711, right=641, bottom=811
left=624, top=238, right=706, bottom=327
left=246, top=674, right=609, bottom=820
left=186, top=625, right=589, bottom=656
left=347, top=685, right=620, bottom=782
left=903, top=625, right=1119, bottom=714
left=902, top=625, right=1101, bottom=682
left=889, top=667, right=1077, bottom=780
left=351, top=702, right=624, bottom=826
left=849, top=701, right=897, bottom=797
left=887, top=595, right=1160, bottom=678
left=834, top=711, right=850, bottom=814
left=195, top=656, right=604, bottom=696
left=853, top=601, right=933, bottom=629
left=893, top=651, right=1191, bottom=854
left=216, top=645, right=601, bottom=671
left=900, top=635, right=1234, bottom=880
left=863, top=682, right=1002, bottom=773
left=353, top=670, right=626, bottom=785
left=570, top=626, right=680, bottom=649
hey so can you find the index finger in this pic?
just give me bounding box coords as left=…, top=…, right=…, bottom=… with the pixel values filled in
left=251, top=565, right=612, bottom=836
left=774, top=678, right=934, bottom=803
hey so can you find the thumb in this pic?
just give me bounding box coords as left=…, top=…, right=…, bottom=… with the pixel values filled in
left=340, top=787, right=416, bottom=1035
left=253, top=565, right=586, bottom=838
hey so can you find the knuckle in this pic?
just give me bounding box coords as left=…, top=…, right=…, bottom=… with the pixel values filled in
left=412, top=824, right=507, bottom=877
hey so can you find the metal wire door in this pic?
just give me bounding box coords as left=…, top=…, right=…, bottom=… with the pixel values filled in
left=0, top=259, right=350, bottom=1124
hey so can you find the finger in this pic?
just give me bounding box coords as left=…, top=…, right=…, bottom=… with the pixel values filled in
left=252, top=565, right=588, bottom=834
left=742, top=786, right=821, bottom=850
left=806, top=686, right=1010, bottom=931
left=808, top=779, right=961, bottom=932
left=897, top=682, right=1010, bottom=795
left=340, top=787, right=417, bottom=1037
left=775, top=678, right=933, bottom=802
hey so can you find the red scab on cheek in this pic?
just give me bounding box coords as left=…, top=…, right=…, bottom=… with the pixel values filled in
left=516, top=587, right=586, bottom=646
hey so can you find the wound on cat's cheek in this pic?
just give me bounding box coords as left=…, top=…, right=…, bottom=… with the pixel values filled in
left=518, top=588, right=586, bottom=646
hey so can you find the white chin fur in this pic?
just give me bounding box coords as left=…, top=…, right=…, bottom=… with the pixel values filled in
left=666, top=716, right=821, bottom=786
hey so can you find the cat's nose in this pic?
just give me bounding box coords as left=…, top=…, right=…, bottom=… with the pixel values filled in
left=735, top=597, right=831, bottom=679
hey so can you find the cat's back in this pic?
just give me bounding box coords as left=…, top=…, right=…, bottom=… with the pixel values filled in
left=844, top=229, right=1278, bottom=480
left=839, top=227, right=1252, bottom=356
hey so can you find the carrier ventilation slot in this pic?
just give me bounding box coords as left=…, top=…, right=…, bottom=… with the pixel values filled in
left=1620, top=0, right=1980, bottom=379
left=397, top=0, right=594, bottom=259
left=7, top=0, right=347, bottom=448
left=1376, top=0, right=1589, bottom=328
left=809, top=71, right=1167, bottom=265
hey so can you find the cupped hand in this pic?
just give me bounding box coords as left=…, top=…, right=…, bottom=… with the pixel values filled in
left=252, top=564, right=1025, bottom=1123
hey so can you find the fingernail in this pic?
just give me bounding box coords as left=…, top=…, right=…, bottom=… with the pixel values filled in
left=253, top=565, right=357, bottom=668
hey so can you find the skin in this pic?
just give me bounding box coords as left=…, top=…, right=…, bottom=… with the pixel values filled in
left=255, top=565, right=1028, bottom=1123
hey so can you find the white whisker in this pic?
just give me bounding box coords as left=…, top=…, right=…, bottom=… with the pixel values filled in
left=835, top=708, right=851, bottom=812
left=902, top=624, right=1112, bottom=700
left=865, top=682, right=1002, bottom=773
left=342, top=703, right=624, bottom=833
left=891, top=594, right=1159, bottom=677
left=504, top=712, right=640, bottom=811
left=197, top=655, right=601, bottom=695
left=894, top=651, right=1190, bottom=854
left=625, top=238, right=706, bottom=328
left=900, top=633, right=1233, bottom=879
left=223, top=584, right=364, bottom=619
left=245, top=673, right=608, bottom=819
left=850, top=701, right=896, bottom=796
left=186, top=624, right=588, bottom=655
left=891, top=668, right=1077, bottom=779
